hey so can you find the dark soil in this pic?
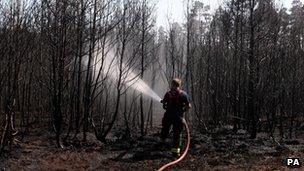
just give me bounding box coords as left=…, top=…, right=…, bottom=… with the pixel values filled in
left=0, top=126, right=303, bottom=171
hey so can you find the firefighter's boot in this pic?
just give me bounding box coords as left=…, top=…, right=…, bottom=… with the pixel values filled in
left=171, top=147, right=181, bottom=157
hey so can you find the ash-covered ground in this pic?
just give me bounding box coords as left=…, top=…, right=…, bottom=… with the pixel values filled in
left=1, top=126, right=303, bottom=171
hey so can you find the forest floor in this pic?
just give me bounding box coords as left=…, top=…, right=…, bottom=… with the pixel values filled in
left=0, top=125, right=303, bottom=171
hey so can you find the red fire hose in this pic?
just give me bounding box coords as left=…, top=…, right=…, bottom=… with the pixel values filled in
left=158, top=119, right=190, bottom=171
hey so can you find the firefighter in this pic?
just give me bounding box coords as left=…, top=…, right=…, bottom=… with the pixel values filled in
left=160, top=78, right=191, bottom=157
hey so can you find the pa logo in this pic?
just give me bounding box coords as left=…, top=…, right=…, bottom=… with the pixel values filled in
left=285, top=158, right=301, bottom=168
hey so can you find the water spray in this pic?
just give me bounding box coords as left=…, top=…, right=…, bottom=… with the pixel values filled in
left=97, top=45, right=162, bottom=102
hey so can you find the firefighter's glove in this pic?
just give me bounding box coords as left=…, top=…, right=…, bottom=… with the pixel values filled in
left=162, top=103, right=167, bottom=110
